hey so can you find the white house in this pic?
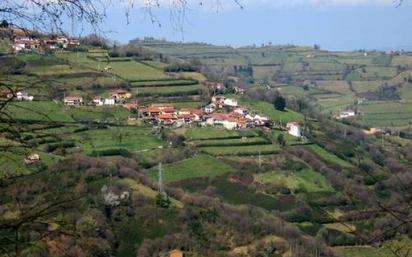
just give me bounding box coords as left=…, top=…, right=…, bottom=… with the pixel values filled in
left=338, top=110, right=356, bottom=119
left=204, top=104, right=216, bottom=113
left=64, top=96, right=83, bottom=106
left=223, top=98, right=238, bottom=107
left=287, top=122, right=303, bottom=137
left=9, top=91, right=34, bottom=101
left=93, top=97, right=116, bottom=106
left=222, top=119, right=238, bottom=130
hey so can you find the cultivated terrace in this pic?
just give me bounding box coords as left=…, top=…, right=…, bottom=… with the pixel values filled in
left=1, top=31, right=412, bottom=257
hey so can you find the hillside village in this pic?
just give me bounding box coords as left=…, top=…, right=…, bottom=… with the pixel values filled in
left=2, top=31, right=412, bottom=257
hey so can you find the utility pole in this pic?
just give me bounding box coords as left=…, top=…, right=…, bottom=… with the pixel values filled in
left=158, top=162, right=164, bottom=197
left=258, top=151, right=262, bottom=169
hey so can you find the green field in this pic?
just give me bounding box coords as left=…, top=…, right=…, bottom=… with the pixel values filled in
left=189, top=136, right=269, bottom=147
left=254, top=169, right=334, bottom=193
left=109, top=60, right=170, bottom=81
left=358, top=101, right=412, bottom=127
left=3, top=101, right=131, bottom=123
left=185, top=127, right=257, bottom=140
left=200, top=144, right=280, bottom=156
left=336, top=236, right=412, bottom=257
left=73, top=127, right=164, bottom=154
left=148, top=154, right=234, bottom=183
left=238, top=98, right=304, bottom=123
left=305, top=144, right=354, bottom=168
left=132, top=84, right=201, bottom=96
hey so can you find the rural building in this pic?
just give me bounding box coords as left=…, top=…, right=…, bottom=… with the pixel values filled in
left=233, top=86, right=246, bottom=95
left=7, top=91, right=33, bottom=101
left=93, top=97, right=115, bottom=106
left=222, top=118, right=239, bottom=130
left=110, top=89, right=132, bottom=102
left=287, top=122, right=303, bottom=137
left=337, top=109, right=356, bottom=119
left=13, top=37, right=40, bottom=52
left=64, top=96, right=84, bottom=106
left=223, top=98, right=238, bottom=107
left=204, top=104, right=216, bottom=113
left=24, top=153, right=40, bottom=165
left=169, top=249, right=184, bottom=257
left=158, top=113, right=177, bottom=125
left=141, top=103, right=175, bottom=117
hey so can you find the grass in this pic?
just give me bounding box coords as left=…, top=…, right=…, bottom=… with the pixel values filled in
left=324, top=223, right=356, bottom=233
left=172, top=101, right=202, bottom=109
left=109, top=60, right=170, bottom=81
left=4, top=101, right=132, bottom=123
left=336, top=236, right=412, bottom=257
left=148, top=154, right=234, bottom=183
left=200, top=144, right=280, bottom=156
left=4, top=101, right=74, bottom=123
left=189, top=136, right=269, bottom=147
left=358, top=101, right=412, bottom=127
left=254, top=169, right=334, bottom=193
left=237, top=98, right=304, bottom=123
left=305, top=144, right=354, bottom=168
left=132, top=84, right=201, bottom=96
left=130, top=79, right=197, bottom=87
left=122, top=178, right=182, bottom=207
left=72, top=126, right=164, bottom=154
left=185, top=127, right=256, bottom=140
left=0, top=146, right=60, bottom=179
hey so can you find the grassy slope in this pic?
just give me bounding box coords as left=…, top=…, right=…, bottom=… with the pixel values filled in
left=148, top=154, right=234, bottom=183
left=254, top=169, right=334, bottom=193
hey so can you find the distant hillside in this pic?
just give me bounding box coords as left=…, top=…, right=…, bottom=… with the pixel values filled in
left=132, top=38, right=412, bottom=128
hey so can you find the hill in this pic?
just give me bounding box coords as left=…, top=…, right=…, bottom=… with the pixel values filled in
left=1, top=39, right=412, bottom=257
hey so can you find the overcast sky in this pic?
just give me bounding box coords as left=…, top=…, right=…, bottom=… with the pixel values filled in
left=89, top=0, right=411, bottom=51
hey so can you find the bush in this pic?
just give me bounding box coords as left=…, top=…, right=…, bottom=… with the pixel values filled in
left=89, top=148, right=132, bottom=158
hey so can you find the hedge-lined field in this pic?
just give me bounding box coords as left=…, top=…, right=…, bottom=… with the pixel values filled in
left=189, top=136, right=270, bottom=147
left=305, top=144, right=354, bottom=168
left=72, top=126, right=164, bottom=154
left=254, top=169, right=334, bottom=193
left=185, top=127, right=257, bottom=141
left=109, top=60, right=170, bottom=81
left=148, top=154, right=234, bottom=183
left=132, top=84, right=201, bottom=96
left=199, top=144, right=280, bottom=156
left=3, top=101, right=131, bottom=123
left=130, top=79, right=197, bottom=87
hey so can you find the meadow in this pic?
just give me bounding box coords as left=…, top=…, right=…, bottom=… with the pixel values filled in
left=254, top=169, right=334, bottom=193
left=147, top=154, right=234, bottom=183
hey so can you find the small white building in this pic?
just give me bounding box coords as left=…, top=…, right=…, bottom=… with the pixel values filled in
left=204, top=104, right=216, bottom=113
left=93, top=97, right=115, bottom=106
left=223, top=98, right=238, bottom=107
left=64, top=96, right=84, bottom=106
left=287, top=122, right=303, bottom=137
left=338, top=110, right=356, bottom=119
left=7, top=91, right=34, bottom=101
left=222, top=119, right=238, bottom=130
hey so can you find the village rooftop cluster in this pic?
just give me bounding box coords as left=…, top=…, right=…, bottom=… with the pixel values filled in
left=13, top=35, right=80, bottom=52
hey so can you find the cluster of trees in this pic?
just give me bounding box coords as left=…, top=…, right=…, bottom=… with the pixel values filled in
left=0, top=153, right=340, bottom=257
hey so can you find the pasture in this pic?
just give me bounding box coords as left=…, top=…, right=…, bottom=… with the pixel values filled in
left=148, top=154, right=234, bottom=183
left=254, top=169, right=334, bottom=193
